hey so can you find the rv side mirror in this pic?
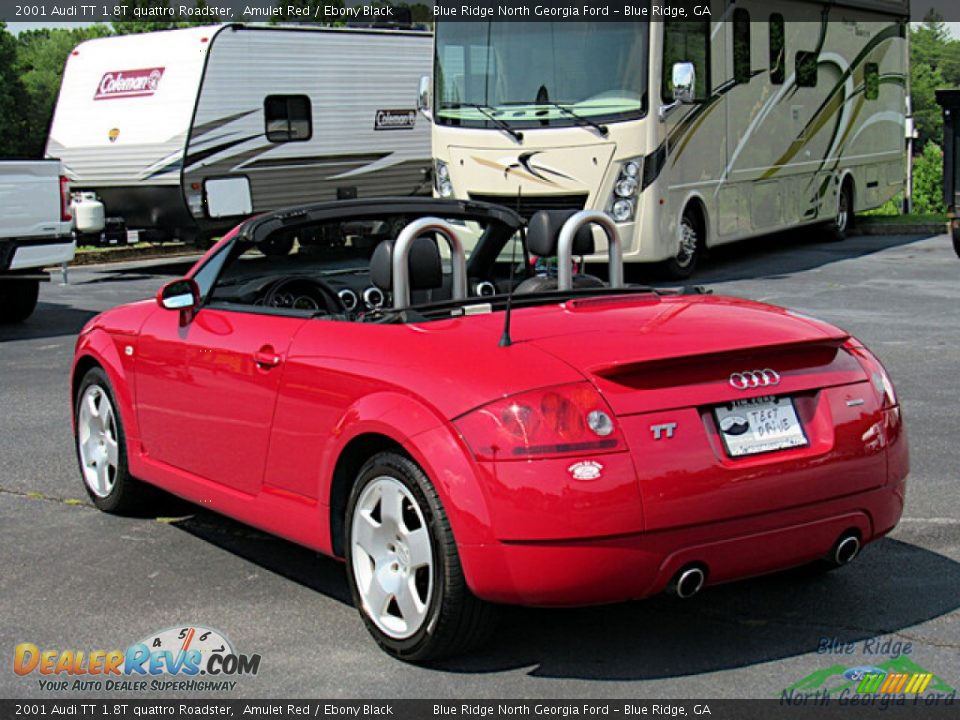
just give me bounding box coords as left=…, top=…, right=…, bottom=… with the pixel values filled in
left=157, top=278, right=200, bottom=312
left=672, top=62, right=696, bottom=104
left=418, top=75, right=432, bottom=119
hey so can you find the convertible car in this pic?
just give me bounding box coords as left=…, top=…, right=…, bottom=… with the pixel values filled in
left=72, top=198, right=908, bottom=661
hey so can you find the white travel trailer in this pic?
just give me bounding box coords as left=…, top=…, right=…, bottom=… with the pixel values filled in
left=47, top=24, right=433, bottom=245
left=427, top=3, right=909, bottom=277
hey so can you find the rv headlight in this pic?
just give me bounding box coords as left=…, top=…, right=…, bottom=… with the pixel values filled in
left=607, top=156, right=642, bottom=223
left=434, top=159, right=453, bottom=198
left=615, top=178, right=638, bottom=198
left=611, top=199, right=634, bottom=222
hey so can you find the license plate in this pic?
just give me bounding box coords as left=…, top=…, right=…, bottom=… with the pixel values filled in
left=714, top=395, right=808, bottom=458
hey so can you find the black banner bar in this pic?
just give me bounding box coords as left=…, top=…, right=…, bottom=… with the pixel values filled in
left=4, top=0, right=960, bottom=24
left=2, top=699, right=959, bottom=719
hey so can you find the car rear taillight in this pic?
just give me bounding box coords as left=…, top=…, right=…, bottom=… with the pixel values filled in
left=455, top=382, right=624, bottom=461
left=844, top=338, right=897, bottom=408
left=59, top=175, right=72, bottom=222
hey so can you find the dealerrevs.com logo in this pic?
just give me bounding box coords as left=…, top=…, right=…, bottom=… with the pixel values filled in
left=13, top=625, right=260, bottom=692
left=94, top=67, right=165, bottom=100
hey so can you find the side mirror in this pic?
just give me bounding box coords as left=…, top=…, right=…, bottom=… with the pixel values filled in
left=157, top=278, right=199, bottom=311
left=417, top=75, right=432, bottom=119
left=672, top=62, right=696, bottom=104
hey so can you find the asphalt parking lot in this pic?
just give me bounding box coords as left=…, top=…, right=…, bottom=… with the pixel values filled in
left=1, top=230, right=959, bottom=700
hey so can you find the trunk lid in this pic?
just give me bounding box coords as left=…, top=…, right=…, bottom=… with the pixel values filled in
left=526, top=294, right=884, bottom=531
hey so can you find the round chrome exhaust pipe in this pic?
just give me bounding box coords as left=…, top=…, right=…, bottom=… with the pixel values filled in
left=670, top=566, right=706, bottom=599
left=833, top=534, right=861, bottom=566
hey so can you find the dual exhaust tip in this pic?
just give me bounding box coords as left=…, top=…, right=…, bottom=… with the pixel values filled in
left=831, top=532, right=861, bottom=567
left=669, top=565, right=707, bottom=599
left=667, top=531, right=861, bottom=599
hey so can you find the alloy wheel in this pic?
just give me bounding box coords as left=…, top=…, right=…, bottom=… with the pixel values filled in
left=350, top=476, right=434, bottom=640
left=77, top=385, right=120, bottom=498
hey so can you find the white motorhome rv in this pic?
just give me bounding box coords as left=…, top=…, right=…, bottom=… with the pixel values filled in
left=47, top=24, right=432, bottom=245
left=427, top=4, right=909, bottom=277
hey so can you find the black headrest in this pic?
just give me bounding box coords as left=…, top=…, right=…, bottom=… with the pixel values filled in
left=370, top=236, right=443, bottom=292
left=526, top=209, right=595, bottom=257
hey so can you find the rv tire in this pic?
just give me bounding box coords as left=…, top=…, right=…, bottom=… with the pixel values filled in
left=662, top=206, right=703, bottom=280
left=827, top=180, right=854, bottom=242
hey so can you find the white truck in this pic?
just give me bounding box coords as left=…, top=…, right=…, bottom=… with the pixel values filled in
left=0, top=160, right=75, bottom=323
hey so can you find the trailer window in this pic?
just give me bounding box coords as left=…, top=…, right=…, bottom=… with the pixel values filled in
left=733, top=9, right=751, bottom=84
left=769, top=14, right=785, bottom=85
left=264, top=95, right=312, bottom=143
left=796, top=51, right=818, bottom=88
left=864, top=62, right=880, bottom=100
left=662, top=21, right=710, bottom=102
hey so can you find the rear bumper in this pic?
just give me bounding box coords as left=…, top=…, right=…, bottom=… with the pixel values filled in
left=459, top=478, right=905, bottom=606
left=1, top=236, right=75, bottom=272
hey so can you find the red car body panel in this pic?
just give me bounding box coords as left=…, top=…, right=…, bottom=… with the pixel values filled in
left=72, top=250, right=908, bottom=607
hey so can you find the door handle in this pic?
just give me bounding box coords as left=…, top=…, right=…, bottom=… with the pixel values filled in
left=253, top=345, right=282, bottom=369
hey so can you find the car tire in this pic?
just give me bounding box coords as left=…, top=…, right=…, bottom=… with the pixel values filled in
left=0, top=280, right=39, bottom=324
left=345, top=451, right=498, bottom=663
left=826, top=181, right=854, bottom=242
left=74, top=366, right=153, bottom=514
left=662, top=208, right=702, bottom=280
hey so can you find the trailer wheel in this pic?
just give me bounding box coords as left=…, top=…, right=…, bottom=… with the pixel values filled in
left=0, top=279, right=39, bottom=324
left=662, top=206, right=703, bottom=280
left=952, top=221, right=960, bottom=259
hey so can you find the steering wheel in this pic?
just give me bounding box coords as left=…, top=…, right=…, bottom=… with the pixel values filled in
left=262, top=276, right=344, bottom=315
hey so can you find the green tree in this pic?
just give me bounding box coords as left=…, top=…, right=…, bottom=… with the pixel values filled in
left=911, top=62, right=945, bottom=151
left=912, top=141, right=945, bottom=214
left=0, top=23, right=33, bottom=157
left=910, top=10, right=960, bottom=150
left=15, top=25, right=112, bottom=157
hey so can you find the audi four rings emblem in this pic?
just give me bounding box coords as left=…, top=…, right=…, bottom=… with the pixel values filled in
left=729, top=369, right=781, bottom=390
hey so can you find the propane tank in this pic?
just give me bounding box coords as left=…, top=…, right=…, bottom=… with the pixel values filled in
left=72, top=193, right=106, bottom=234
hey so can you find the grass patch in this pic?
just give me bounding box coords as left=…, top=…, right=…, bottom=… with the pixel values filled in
left=858, top=213, right=947, bottom=225
left=76, top=241, right=188, bottom=255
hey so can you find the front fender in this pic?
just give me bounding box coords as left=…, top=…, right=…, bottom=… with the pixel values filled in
left=320, top=391, right=496, bottom=549
left=72, top=327, right=140, bottom=445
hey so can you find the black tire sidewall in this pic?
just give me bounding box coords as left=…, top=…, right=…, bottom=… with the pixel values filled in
left=344, top=452, right=448, bottom=660
left=74, top=367, right=131, bottom=513
left=663, top=211, right=700, bottom=280
left=829, top=183, right=853, bottom=241
left=0, top=280, right=39, bottom=323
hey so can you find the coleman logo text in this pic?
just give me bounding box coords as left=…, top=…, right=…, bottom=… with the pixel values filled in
left=94, top=68, right=165, bottom=101
left=374, top=109, right=416, bottom=131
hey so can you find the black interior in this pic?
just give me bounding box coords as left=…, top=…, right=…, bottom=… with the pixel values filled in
left=193, top=198, right=638, bottom=323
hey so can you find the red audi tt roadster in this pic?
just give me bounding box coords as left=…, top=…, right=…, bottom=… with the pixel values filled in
left=72, top=199, right=908, bottom=661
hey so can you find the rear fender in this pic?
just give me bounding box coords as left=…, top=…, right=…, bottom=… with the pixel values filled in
left=321, top=392, right=496, bottom=548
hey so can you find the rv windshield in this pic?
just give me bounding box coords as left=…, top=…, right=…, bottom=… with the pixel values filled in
left=434, top=22, right=649, bottom=129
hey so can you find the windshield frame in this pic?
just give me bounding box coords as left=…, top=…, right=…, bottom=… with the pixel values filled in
left=433, top=21, right=651, bottom=131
